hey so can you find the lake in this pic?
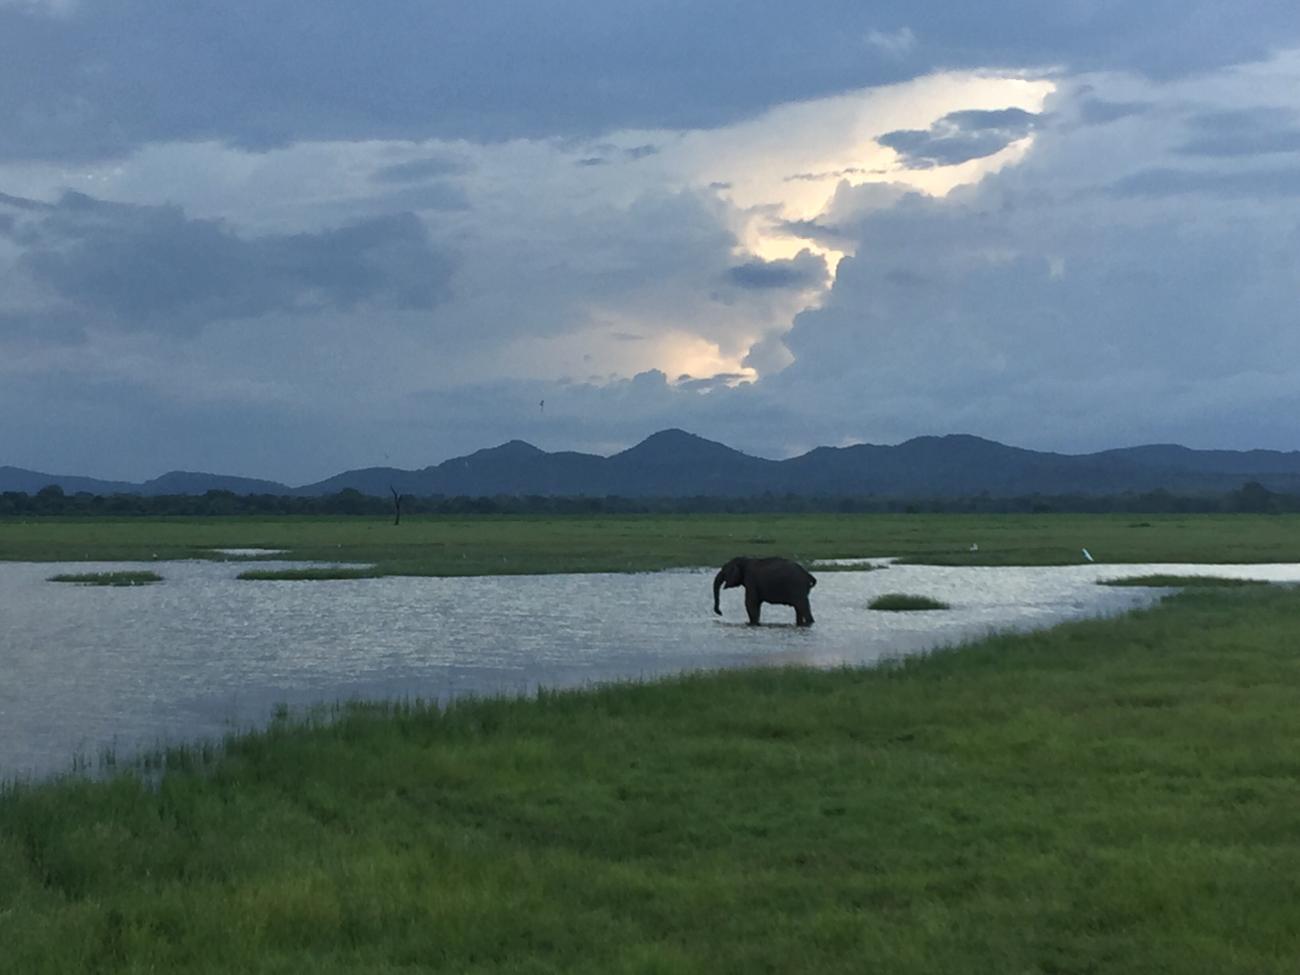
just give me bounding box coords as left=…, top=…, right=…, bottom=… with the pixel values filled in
left=4, top=559, right=1299, bottom=780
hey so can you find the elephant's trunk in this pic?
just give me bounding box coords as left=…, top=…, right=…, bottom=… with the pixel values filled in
left=712, top=569, right=725, bottom=615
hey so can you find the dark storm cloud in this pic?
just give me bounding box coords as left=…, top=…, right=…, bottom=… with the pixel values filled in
left=3, top=0, right=1300, bottom=161
left=1077, top=97, right=1153, bottom=125
left=772, top=218, right=858, bottom=254
left=727, top=251, right=828, bottom=290
left=10, top=192, right=451, bottom=328
left=366, top=182, right=471, bottom=212
left=676, top=373, right=749, bottom=392
left=0, top=191, right=53, bottom=212
left=1175, top=108, right=1300, bottom=157
left=573, top=144, right=660, bottom=167
left=758, top=107, right=1300, bottom=454
left=1110, top=167, right=1300, bottom=198
left=784, top=167, right=875, bottom=183
left=777, top=218, right=837, bottom=238
left=0, top=310, right=85, bottom=344
left=0, top=368, right=338, bottom=484
left=370, top=156, right=469, bottom=184
left=878, top=108, right=1041, bottom=168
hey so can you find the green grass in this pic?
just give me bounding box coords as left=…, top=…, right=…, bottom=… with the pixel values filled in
left=1100, top=574, right=1272, bottom=588
left=3, top=512, right=1300, bottom=575
left=237, top=567, right=381, bottom=581
left=5, top=586, right=1300, bottom=971
left=45, top=570, right=162, bottom=586
left=868, top=593, right=950, bottom=610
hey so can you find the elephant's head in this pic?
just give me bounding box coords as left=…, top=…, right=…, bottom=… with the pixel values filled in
left=713, top=557, right=748, bottom=615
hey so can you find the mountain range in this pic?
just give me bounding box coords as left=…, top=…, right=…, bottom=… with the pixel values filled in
left=6, top=430, right=1300, bottom=499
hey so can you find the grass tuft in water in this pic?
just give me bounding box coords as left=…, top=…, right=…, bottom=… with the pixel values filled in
left=237, top=567, right=380, bottom=581
left=47, top=571, right=162, bottom=586
left=869, top=592, right=950, bottom=610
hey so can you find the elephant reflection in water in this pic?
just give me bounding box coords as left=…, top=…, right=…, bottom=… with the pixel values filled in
left=712, top=556, right=817, bottom=626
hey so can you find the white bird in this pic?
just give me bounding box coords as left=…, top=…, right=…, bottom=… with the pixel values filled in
left=1082, top=548, right=1094, bottom=562
left=970, top=543, right=979, bottom=552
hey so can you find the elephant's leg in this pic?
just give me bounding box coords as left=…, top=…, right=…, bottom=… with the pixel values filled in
left=795, top=596, right=814, bottom=626
left=745, top=589, right=762, bottom=625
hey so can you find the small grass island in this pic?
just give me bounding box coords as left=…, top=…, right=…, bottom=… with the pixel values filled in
left=47, top=571, right=162, bottom=586
left=868, top=592, right=950, bottom=611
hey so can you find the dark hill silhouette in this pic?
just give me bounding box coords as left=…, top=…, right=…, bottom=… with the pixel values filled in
left=612, top=428, right=749, bottom=465
left=142, top=471, right=293, bottom=496
left=605, top=429, right=778, bottom=495
left=0, top=466, right=139, bottom=496
left=784, top=435, right=1066, bottom=496
left=6, top=431, right=1300, bottom=499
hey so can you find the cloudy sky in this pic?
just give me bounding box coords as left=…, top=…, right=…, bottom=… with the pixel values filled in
left=4, top=1, right=1300, bottom=483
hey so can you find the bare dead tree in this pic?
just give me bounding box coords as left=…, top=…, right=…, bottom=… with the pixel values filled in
left=390, top=486, right=404, bottom=526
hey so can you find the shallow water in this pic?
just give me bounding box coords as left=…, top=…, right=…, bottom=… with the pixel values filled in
left=3, top=560, right=1299, bottom=780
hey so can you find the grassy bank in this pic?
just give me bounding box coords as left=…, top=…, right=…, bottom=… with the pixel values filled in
left=4, top=512, right=1300, bottom=574
left=1099, top=574, right=1271, bottom=588
left=4, top=586, right=1300, bottom=972
left=236, top=567, right=381, bottom=582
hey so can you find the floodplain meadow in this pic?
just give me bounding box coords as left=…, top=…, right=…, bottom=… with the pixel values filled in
left=4, top=511, right=1300, bottom=574
left=5, top=511, right=1300, bottom=970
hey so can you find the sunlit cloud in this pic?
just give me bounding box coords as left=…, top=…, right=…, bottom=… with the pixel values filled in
left=660, top=71, right=1053, bottom=272
left=0, top=66, right=1060, bottom=439
left=493, top=323, right=759, bottom=387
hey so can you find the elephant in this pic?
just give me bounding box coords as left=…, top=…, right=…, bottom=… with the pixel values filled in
left=713, top=556, right=817, bottom=626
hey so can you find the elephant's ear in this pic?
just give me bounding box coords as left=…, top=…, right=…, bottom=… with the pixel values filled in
left=723, top=558, right=744, bottom=586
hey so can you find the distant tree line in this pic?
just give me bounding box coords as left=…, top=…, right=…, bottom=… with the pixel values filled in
left=0, top=481, right=1292, bottom=517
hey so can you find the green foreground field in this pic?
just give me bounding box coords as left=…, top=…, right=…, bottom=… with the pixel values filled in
left=4, top=585, right=1300, bottom=972
left=4, top=512, right=1300, bottom=574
